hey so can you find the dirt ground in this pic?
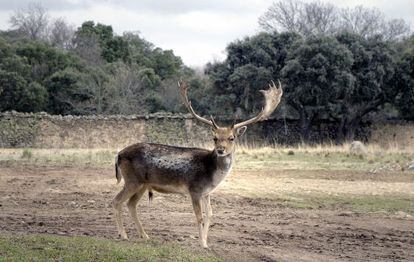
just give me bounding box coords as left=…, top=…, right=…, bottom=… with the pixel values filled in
left=0, top=164, right=413, bottom=261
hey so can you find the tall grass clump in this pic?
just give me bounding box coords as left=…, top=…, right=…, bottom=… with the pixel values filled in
left=21, top=148, right=33, bottom=159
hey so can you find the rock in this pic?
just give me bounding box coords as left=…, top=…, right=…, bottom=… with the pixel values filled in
left=407, top=163, right=414, bottom=171
left=338, top=211, right=353, bottom=217
left=349, top=141, right=367, bottom=155
left=395, top=211, right=412, bottom=218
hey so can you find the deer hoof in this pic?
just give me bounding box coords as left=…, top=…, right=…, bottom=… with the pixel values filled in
left=118, top=233, right=128, bottom=240
left=140, top=233, right=149, bottom=239
left=200, top=240, right=208, bottom=249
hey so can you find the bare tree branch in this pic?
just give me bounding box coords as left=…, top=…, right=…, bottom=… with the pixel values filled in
left=383, top=19, right=411, bottom=40
left=259, top=0, right=302, bottom=32
left=49, top=17, right=75, bottom=49
left=339, top=6, right=384, bottom=38
left=259, top=1, right=411, bottom=40
left=9, top=2, right=49, bottom=40
left=301, top=1, right=338, bottom=36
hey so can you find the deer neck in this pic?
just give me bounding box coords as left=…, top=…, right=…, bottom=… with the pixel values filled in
left=202, top=150, right=234, bottom=195
left=213, top=150, right=234, bottom=174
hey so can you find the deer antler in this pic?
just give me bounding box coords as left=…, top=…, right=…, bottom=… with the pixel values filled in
left=233, top=80, right=283, bottom=129
left=178, top=80, right=218, bottom=128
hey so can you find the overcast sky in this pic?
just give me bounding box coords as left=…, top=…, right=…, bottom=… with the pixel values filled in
left=0, top=0, right=413, bottom=67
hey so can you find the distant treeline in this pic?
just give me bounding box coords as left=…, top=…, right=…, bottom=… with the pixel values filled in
left=0, top=1, right=413, bottom=142
left=0, top=3, right=202, bottom=116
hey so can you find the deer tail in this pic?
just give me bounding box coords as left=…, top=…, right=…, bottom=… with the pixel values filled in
left=115, top=154, right=122, bottom=184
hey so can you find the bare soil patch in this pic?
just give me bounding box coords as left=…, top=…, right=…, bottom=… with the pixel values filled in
left=0, top=165, right=413, bottom=261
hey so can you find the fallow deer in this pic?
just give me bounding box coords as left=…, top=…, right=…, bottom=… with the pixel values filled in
left=112, top=80, right=283, bottom=248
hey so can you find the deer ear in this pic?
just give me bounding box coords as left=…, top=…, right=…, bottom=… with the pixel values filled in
left=235, top=126, right=247, bottom=137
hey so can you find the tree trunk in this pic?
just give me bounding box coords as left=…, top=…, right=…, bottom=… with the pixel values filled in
left=337, top=114, right=359, bottom=143
left=289, top=100, right=313, bottom=143
left=336, top=117, right=346, bottom=143
left=299, top=109, right=312, bottom=142
left=345, top=117, right=361, bottom=141
left=337, top=97, right=384, bottom=143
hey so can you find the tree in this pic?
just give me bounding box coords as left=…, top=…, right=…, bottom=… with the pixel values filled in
left=0, top=37, right=13, bottom=59
left=259, top=1, right=411, bottom=41
left=147, top=48, right=183, bottom=79
left=49, top=17, right=75, bottom=49
left=72, top=21, right=129, bottom=63
left=383, top=19, right=411, bottom=41
left=9, top=2, right=49, bottom=40
left=394, top=37, right=414, bottom=120
left=259, top=0, right=302, bottom=33
left=281, top=35, right=354, bottom=140
left=206, top=32, right=299, bottom=117
left=339, top=6, right=410, bottom=40
left=259, top=0, right=338, bottom=36
left=333, top=33, right=397, bottom=140
left=45, top=68, right=92, bottom=115
left=91, top=62, right=163, bottom=114
left=87, top=67, right=109, bottom=114
left=339, top=6, right=383, bottom=38
left=71, top=32, right=104, bottom=66
left=0, top=70, right=28, bottom=111
left=0, top=55, right=31, bottom=80
left=102, top=36, right=129, bottom=63
left=0, top=70, right=47, bottom=112
left=16, top=41, right=79, bottom=83
left=19, top=82, right=48, bottom=112
left=123, top=32, right=154, bottom=67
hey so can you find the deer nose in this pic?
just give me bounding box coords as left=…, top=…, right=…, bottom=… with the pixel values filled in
left=217, top=149, right=224, bottom=154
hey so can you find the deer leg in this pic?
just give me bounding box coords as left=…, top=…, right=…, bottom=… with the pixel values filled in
left=112, top=186, right=136, bottom=240
left=204, top=194, right=213, bottom=217
left=127, top=186, right=149, bottom=239
left=191, top=195, right=207, bottom=248
left=202, top=194, right=212, bottom=240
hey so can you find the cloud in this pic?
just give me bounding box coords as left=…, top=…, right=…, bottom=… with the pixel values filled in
left=0, top=0, right=89, bottom=11
left=46, top=1, right=270, bottom=66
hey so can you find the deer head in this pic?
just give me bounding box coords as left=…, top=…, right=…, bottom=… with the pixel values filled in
left=178, top=80, right=283, bottom=156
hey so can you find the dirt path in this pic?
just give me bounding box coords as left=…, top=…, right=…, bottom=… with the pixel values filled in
left=0, top=165, right=413, bottom=261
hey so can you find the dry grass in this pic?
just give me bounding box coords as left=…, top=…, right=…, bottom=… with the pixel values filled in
left=0, top=142, right=413, bottom=172
left=0, top=148, right=118, bottom=166
left=235, top=143, right=413, bottom=172
left=237, top=141, right=414, bottom=155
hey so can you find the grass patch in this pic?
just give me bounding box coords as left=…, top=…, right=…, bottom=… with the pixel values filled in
left=0, top=148, right=117, bottom=167
left=0, top=234, right=219, bottom=262
left=236, top=151, right=373, bottom=171
left=275, top=194, right=414, bottom=214
left=235, top=145, right=413, bottom=172
left=1, top=145, right=413, bottom=172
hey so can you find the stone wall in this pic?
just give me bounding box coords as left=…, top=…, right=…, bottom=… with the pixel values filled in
left=0, top=111, right=413, bottom=148
left=0, top=111, right=211, bottom=148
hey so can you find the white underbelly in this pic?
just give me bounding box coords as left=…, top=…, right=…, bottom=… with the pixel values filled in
left=150, top=183, right=189, bottom=194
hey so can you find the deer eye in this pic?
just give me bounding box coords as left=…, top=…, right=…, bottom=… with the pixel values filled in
left=229, top=137, right=235, bottom=141
left=213, top=137, right=218, bottom=142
